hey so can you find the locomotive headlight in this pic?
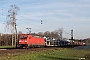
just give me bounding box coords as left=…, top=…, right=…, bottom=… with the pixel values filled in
left=19, top=41, right=21, bottom=42
left=25, top=40, right=27, bottom=42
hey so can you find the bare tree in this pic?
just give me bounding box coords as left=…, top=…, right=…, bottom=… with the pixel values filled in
left=57, top=28, right=63, bottom=39
left=44, top=31, right=51, bottom=37
left=51, top=31, right=59, bottom=38
left=6, top=5, right=19, bottom=47
left=38, top=32, right=43, bottom=36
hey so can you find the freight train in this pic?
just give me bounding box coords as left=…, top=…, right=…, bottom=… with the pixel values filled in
left=18, top=34, right=84, bottom=48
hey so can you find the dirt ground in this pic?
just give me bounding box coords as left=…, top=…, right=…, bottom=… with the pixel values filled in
left=0, top=47, right=59, bottom=56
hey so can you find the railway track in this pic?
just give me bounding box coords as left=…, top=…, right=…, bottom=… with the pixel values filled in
left=0, top=47, right=60, bottom=56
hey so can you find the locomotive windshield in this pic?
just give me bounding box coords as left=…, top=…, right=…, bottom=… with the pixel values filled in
left=20, top=36, right=28, bottom=39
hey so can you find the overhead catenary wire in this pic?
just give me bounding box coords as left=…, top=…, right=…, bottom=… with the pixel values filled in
left=17, top=15, right=56, bottom=30
left=18, top=15, right=41, bottom=23
left=0, top=4, right=72, bottom=36
left=14, top=14, right=72, bottom=36
left=1, top=5, right=59, bottom=30
left=63, top=30, right=71, bottom=35
left=0, top=7, right=48, bottom=32
left=1, top=11, right=70, bottom=36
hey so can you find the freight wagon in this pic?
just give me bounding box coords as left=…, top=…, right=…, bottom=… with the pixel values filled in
left=18, top=34, right=84, bottom=48
left=44, top=38, right=70, bottom=46
left=19, top=34, right=45, bottom=48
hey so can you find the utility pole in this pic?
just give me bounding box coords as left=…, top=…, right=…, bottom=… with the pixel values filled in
left=6, top=5, right=19, bottom=47
left=58, top=28, right=63, bottom=39
left=60, top=31, right=63, bottom=39
left=26, top=28, right=31, bottom=34
left=71, top=29, right=73, bottom=40
left=71, top=29, right=73, bottom=47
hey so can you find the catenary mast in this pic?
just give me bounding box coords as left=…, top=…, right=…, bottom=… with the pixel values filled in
left=6, top=5, right=19, bottom=47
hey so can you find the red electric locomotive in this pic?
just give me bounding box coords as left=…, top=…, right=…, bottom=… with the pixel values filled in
left=19, top=34, right=45, bottom=48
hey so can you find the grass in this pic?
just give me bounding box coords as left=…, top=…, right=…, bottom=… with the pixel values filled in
left=0, top=46, right=15, bottom=48
left=0, top=48, right=90, bottom=60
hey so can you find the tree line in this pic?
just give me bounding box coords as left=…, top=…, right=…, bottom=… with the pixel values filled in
left=0, top=28, right=63, bottom=46
left=0, top=29, right=90, bottom=46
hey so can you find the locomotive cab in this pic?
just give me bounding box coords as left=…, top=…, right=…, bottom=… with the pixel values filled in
left=19, top=34, right=29, bottom=48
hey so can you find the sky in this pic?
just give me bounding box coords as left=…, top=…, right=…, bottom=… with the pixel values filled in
left=0, top=0, right=90, bottom=39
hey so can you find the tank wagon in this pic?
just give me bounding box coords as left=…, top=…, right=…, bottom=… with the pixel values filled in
left=19, top=34, right=45, bottom=48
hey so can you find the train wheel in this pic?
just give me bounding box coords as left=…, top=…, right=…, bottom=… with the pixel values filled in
left=26, top=45, right=29, bottom=49
left=26, top=46, right=29, bottom=50
left=19, top=45, right=23, bottom=49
